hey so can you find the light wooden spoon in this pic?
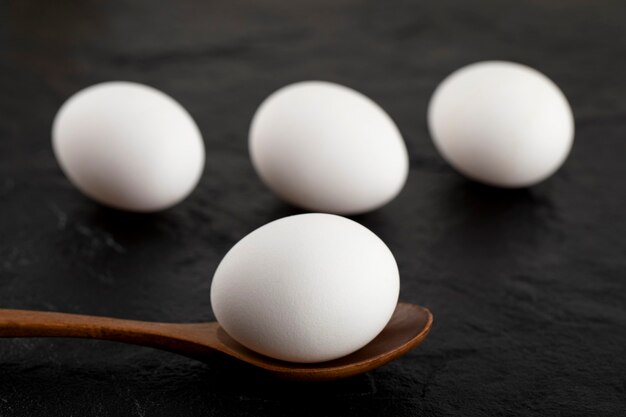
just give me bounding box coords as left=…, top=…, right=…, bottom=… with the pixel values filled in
left=0, top=302, right=432, bottom=381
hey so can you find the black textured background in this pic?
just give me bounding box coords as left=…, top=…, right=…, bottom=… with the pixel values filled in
left=1, top=1, right=625, bottom=416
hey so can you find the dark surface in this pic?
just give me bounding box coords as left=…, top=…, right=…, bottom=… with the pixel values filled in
left=1, top=0, right=625, bottom=416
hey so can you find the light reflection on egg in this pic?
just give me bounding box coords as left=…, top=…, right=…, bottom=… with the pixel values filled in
left=249, top=81, right=409, bottom=215
left=428, top=61, right=574, bottom=187
left=53, top=81, right=205, bottom=212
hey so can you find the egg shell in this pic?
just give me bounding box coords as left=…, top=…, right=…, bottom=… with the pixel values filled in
left=210, top=213, right=400, bottom=363
left=249, top=81, right=409, bottom=215
left=428, top=61, right=574, bottom=187
left=52, top=81, right=205, bottom=212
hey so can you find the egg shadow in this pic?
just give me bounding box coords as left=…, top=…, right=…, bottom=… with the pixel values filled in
left=186, top=356, right=395, bottom=415
left=81, top=204, right=176, bottom=245
left=348, top=209, right=391, bottom=231
left=439, top=178, right=556, bottom=239
left=425, top=175, right=560, bottom=281
left=264, top=199, right=308, bottom=220
left=261, top=195, right=395, bottom=230
left=41, top=199, right=218, bottom=320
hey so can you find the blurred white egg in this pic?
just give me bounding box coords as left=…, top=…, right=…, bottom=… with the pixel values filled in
left=52, top=81, right=205, bottom=212
left=210, top=213, right=400, bottom=363
left=249, top=81, right=409, bottom=214
left=428, top=61, right=574, bottom=187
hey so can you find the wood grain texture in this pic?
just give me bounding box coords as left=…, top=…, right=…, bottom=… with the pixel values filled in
left=0, top=303, right=432, bottom=381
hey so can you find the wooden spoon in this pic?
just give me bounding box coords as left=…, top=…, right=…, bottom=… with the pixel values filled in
left=0, top=302, right=432, bottom=381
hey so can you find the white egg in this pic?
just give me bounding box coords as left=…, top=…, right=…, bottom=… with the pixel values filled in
left=428, top=61, right=574, bottom=187
left=210, top=213, right=400, bottom=363
left=249, top=81, right=409, bottom=215
left=52, top=81, right=205, bottom=212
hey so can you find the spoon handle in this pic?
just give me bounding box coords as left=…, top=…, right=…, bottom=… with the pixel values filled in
left=0, top=309, right=213, bottom=354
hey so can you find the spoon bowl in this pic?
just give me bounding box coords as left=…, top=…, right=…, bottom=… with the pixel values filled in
left=0, top=302, right=432, bottom=381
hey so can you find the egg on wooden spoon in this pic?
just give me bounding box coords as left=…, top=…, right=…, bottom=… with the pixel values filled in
left=210, top=213, right=400, bottom=363
left=52, top=81, right=205, bottom=212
